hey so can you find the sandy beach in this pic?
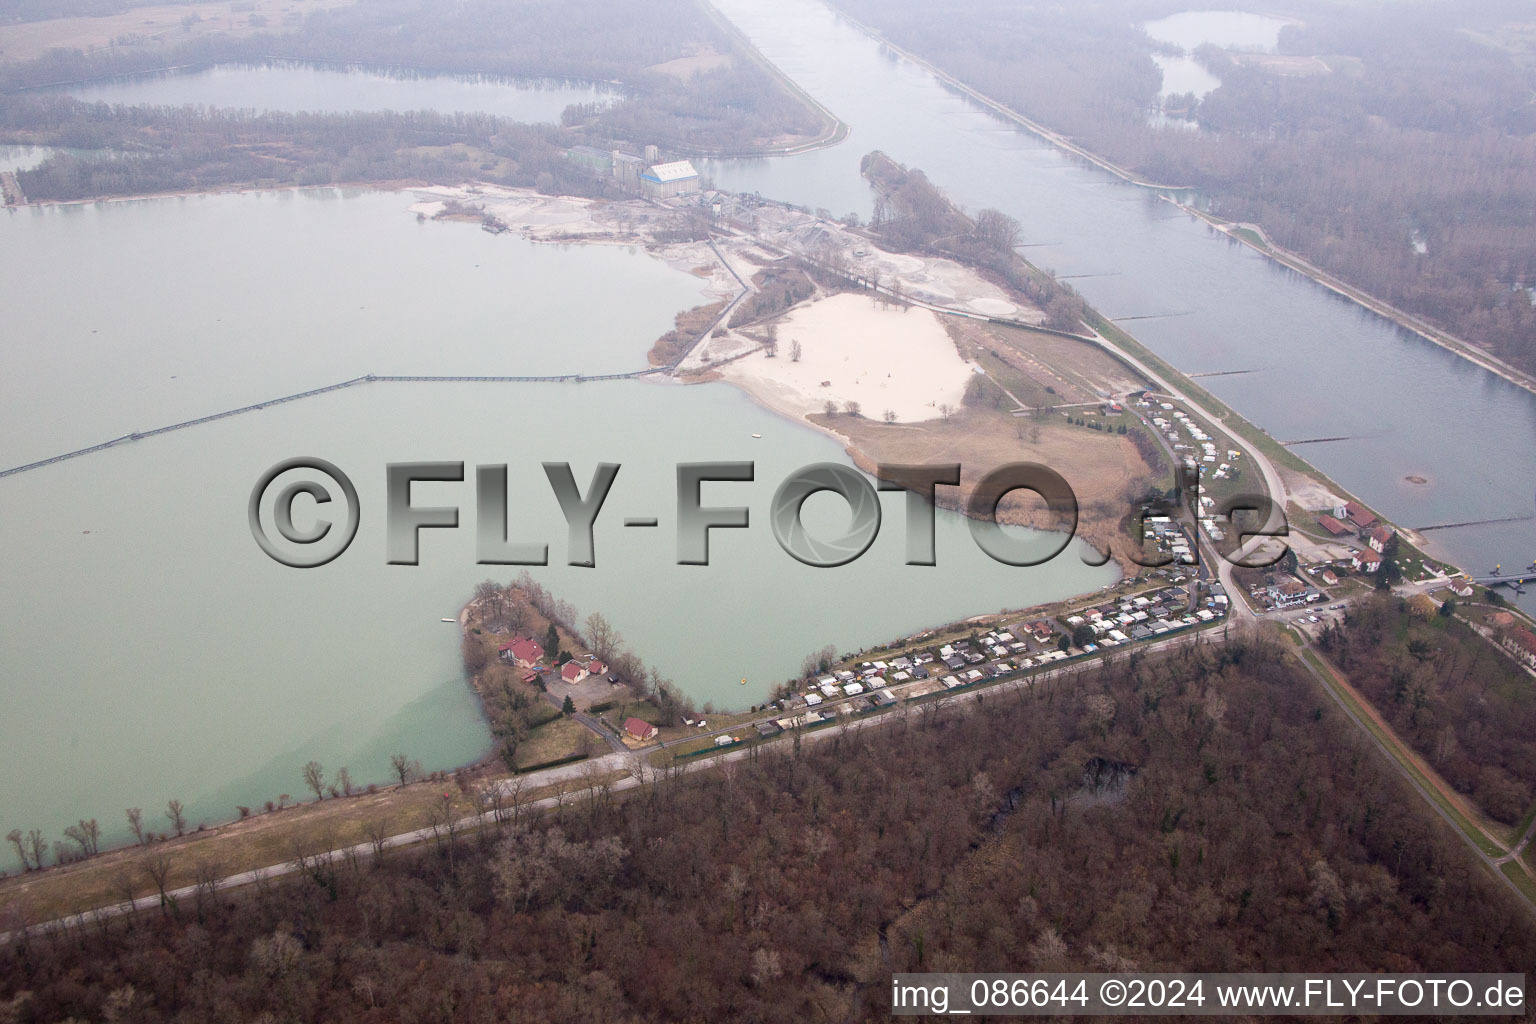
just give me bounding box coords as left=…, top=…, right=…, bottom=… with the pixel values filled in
left=717, top=293, right=976, bottom=424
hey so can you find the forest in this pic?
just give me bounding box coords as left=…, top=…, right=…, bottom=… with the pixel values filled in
left=3, top=96, right=613, bottom=200
left=0, top=0, right=823, bottom=201
left=1317, top=594, right=1536, bottom=826
left=832, top=0, right=1536, bottom=377
left=1, top=0, right=202, bottom=21
left=2, top=633, right=1533, bottom=1022
left=861, top=151, right=1090, bottom=331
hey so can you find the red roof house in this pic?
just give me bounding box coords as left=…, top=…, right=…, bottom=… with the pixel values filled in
left=1367, top=526, right=1395, bottom=553
left=500, top=637, right=544, bottom=667
left=1504, top=628, right=1536, bottom=668
left=624, top=717, right=659, bottom=741
left=560, top=660, right=589, bottom=684
left=1344, top=502, right=1377, bottom=530
left=1316, top=514, right=1350, bottom=537
left=1351, top=547, right=1383, bottom=572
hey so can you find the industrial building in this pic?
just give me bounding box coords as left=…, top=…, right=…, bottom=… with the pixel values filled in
left=561, top=144, right=699, bottom=199
left=640, top=160, right=701, bottom=199
left=612, top=150, right=644, bottom=191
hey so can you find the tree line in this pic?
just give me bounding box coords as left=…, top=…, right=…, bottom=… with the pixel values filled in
left=1317, top=593, right=1536, bottom=825
left=861, top=150, right=1091, bottom=330
left=1, top=0, right=827, bottom=203
left=833, top=0, right=1536, bottom=377
left=2, top=632, right=1533, bottom=1020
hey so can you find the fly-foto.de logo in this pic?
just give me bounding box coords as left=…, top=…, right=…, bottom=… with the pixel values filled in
left=247, top=459, right=1289, bottom=570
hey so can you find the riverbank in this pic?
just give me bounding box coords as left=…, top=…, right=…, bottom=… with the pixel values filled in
left=828, top=9, right=1536, bottom=403
left=829, top=8, right=1191, bottom=192
left=1181, top=206, right=1536, bottom=400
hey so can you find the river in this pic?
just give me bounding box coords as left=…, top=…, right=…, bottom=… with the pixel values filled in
left=702, top=0, right=1536, bottom=605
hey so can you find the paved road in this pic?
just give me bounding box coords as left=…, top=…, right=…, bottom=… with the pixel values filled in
left=1290, top=637, right=1536, bottom=918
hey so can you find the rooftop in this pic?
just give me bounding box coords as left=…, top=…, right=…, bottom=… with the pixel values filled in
left=642, top=159, right=699, bottom=183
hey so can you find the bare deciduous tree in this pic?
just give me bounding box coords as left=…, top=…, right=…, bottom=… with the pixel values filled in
left=111, top=866, right=139, bottom=918
left=125, top=807, right=144, bottom=845
left=165, top=799, right=186, bottom=837
left=584, top=612, right=621, bottom=663
left=363, top=816, right=393, bottom=862
left=473, top=578, right=501, bottom=613
left=142, top=852, right=174, bottom=916
left=504, top=774, right=528, bottom=829
left=390, top=753, right=419, bottom=788
left=192, top=859, right=220, bottom=923
left=5, top=829, right=29, bottom=871
left=64, top=818, right=101, bottom=858
left=974, top=207, right=1022, bottom=253
left=25, top=828, right=47, bottom=869
left=303, top=760, right=326, bottom=802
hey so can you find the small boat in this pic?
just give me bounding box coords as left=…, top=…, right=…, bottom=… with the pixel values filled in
left=441, top=617, right=456, bottom=623
left=751, top=433, right=762, bottom=439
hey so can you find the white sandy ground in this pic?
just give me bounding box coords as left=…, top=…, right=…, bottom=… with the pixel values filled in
left=409, top=185, right=1036, bottom=335
left=717, top=292, right=976, bottom=424
left=408, top=187, right=745, bottom=307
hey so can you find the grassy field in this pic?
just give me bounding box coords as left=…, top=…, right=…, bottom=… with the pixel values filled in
left=514, top=716, right=595, bottom=770
left=949, top=318, right=1141, bottom=408
left=0, top=779, right=487, bottom=925
left=0, top=0, right=354, bottom=62
left=1231, top=227, right=1269, bottom=249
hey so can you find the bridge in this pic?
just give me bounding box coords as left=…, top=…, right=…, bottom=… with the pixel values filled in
left=1472, top=570, right=1536, bottom=588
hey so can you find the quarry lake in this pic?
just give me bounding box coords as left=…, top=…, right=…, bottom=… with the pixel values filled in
left=0, top=189, right=1114, bottom=844
left=5, top=0, right=1535, bottom=848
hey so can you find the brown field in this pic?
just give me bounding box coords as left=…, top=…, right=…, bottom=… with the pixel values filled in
left=945, top=318, right=1145, bottom=408
left=819, top=404, right=1158, bottom=565
left=0, top=0, right=354, bottom=64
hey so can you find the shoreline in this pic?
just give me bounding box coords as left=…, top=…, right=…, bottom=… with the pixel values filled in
left=1178, top=205, right=1536, bottom=400
left=830, top=9, right=1536, bottom=403
left=9, top=177, right=1485, bottom=587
